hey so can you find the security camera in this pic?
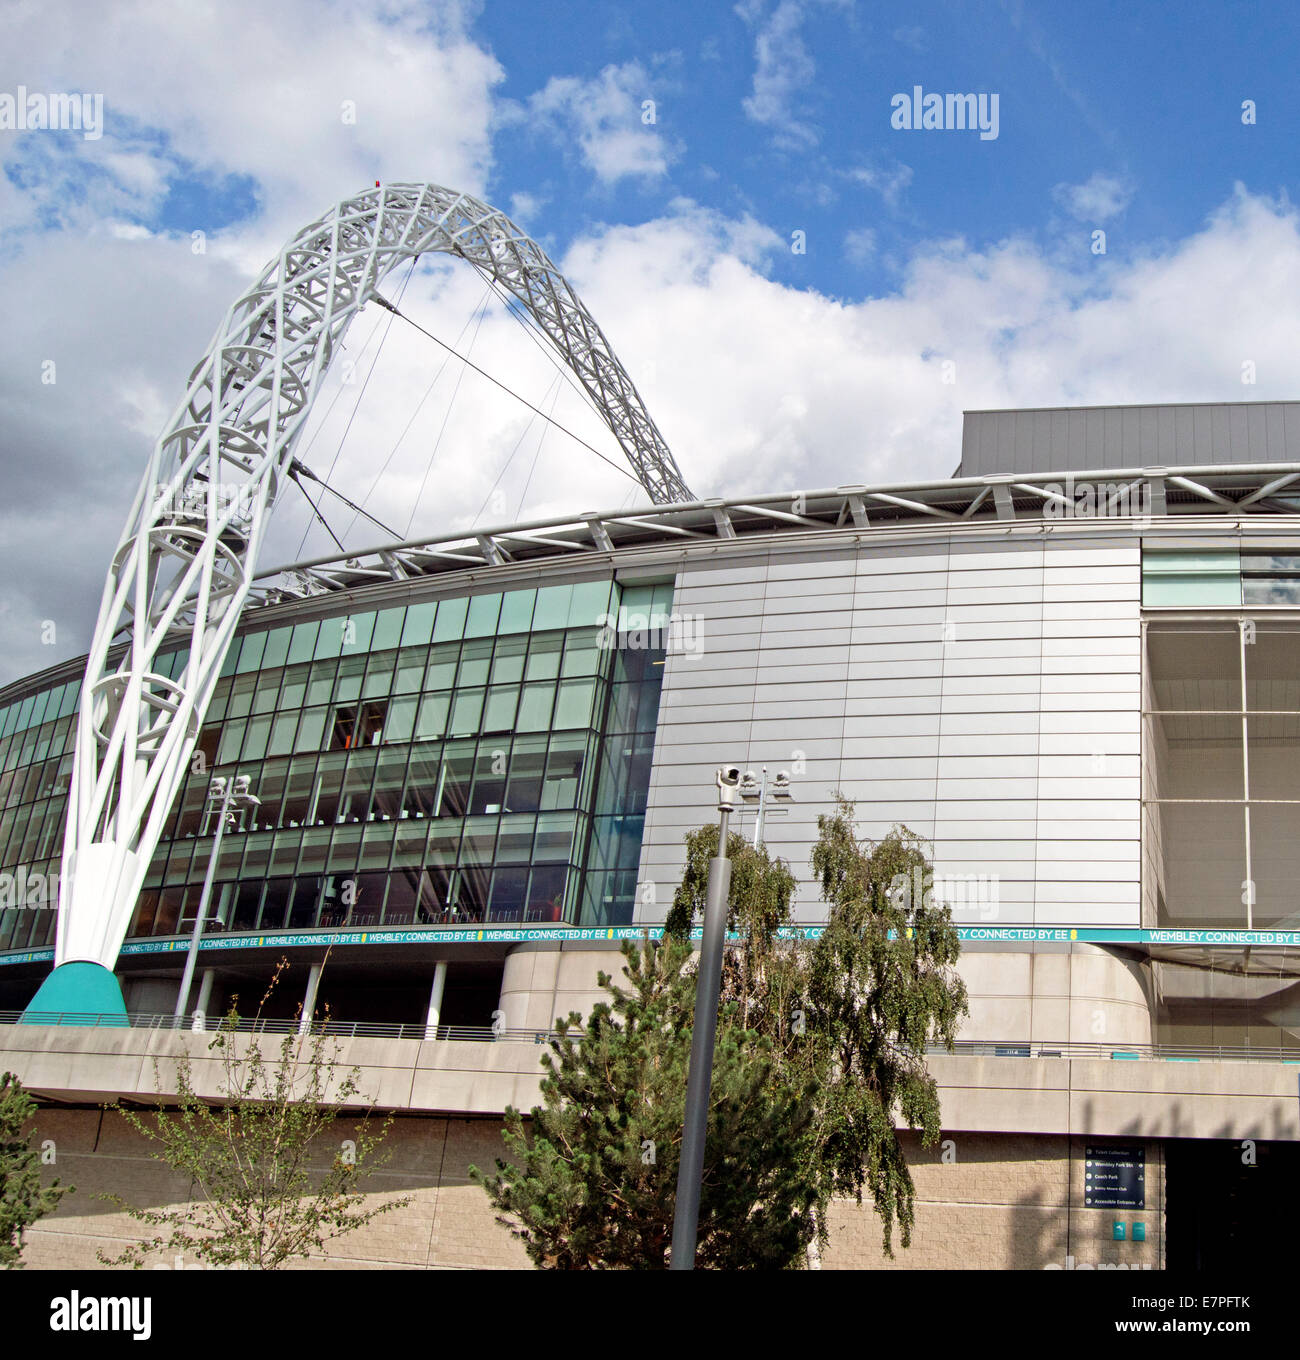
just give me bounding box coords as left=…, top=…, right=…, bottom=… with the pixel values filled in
left=717, top=765, right=742, bottom=787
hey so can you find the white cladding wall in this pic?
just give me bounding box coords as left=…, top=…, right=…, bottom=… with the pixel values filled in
left=636, top=530, right=1142, bottom=928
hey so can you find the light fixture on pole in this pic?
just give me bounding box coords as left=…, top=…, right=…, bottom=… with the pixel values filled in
left=670, top=764, right=740, bottom=1270
left=173, top=774, right=259, bottom=1024
left=737, top=765, right=795, bottom=847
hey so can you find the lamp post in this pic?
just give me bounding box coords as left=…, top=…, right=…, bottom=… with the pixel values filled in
left=670, top=765, right=740, bottom=1270
left=738, top=765, right=795, bottom=847
left=173, top=774, right=259, bottom=1024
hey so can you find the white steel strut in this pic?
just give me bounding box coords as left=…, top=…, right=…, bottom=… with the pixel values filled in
left=57, top=181, right=692, bottom=972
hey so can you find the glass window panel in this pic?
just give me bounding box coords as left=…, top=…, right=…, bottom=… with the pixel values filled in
left=450, top=689, right=484, bottom=737
left=425, top=642, right=459, bottom=691
left=219, top=639, right=243, bottom=678
left=532, top=585, right=572, bottom=631
left=400, top=601, right=437, bottom=648
left=217, top=721, right=246, bottom=766
left=435, top=742, right=476, bottom=819
left=525, top=637, right=562, bottom=681
left=542, top=736, right=586, bottom=810
left=489, top=867, right=529, bottom=922
left=416, top=693, right=449, bottom=740
left=277, top=665, right=309, bottom=711
left=340, top=611, right=376, bottom=655
left=269, top=830, right=303, bottom=877
left=225, top=674, right=258, bottom=721
left=493, top=817, right=536, bottom=865
left=241, top=715, right=272, bottom=763
left=295, top=707, right=327, bottom=753
left=534, top=812, right=578, bottom=863
left=426, top=820, right=463, bottom=867
left=483, top=685, right=519, bottom=734
left=568, top=579, right=614, bottom=627
left=526, top=865, right=568, bottom=922
left=251, top=674, right=282, bottom=715
left=260, top=626, right=292, bottom=672
left=360, top=654, right=394, bottom=698
left=334, top=654, right=368, bottom=704
left=314, top=615, right=346, bottom=659
left=402, top=743, right=442, bottom=819
left=393, top=647, right=428, bottom=694
left=306, top=661, right=337, bottom=705
left=561, top=633, right=601, bottom=677
left=506, top=736, right=548, bottom=813
left=464, top=593, right=502, bottom=638
left=554, top=678, right=597, bottom=730
left=297, top=830, right=332, bottom=875
left=490, top=636, right=528, bottom=684
left=457, top=639, right=492, bottom=687
left=498, top=589, right=536, bottom=633
left=206, top=679, right=232, bottom=724
left=259, top=879, right=293, bottom=931
left=267, top=713, right=298, bottom=758
left=385, top=696, right=417, bottom=744
left=286, top=621, right=319, bottom=665
left=1243, top=578, right=1300, bottom=607
left=371, top=607, right=406, bottom=652
left=235, top=631, right=266, bottom=674
left=432, top=596, right=468, bottom=641
left=514, top=682, right=555, bottom=733
left=288, top=877, right=322, bottom=929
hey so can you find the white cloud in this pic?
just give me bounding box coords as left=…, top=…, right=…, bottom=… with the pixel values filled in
left=843, top=227, right=876, bottom=265
left=1053, top=171, right=1135, bottom=222
left=736, top=0, right=848, bottom=149
left=517, top=62, right=677, bottom=185
left=846, top=160, right=913, bottom=208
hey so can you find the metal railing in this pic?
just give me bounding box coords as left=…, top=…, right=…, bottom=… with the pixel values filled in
left=3, top=1012, right=1300, bottom=1063
left=0, top=1010, right=559, bottom=1044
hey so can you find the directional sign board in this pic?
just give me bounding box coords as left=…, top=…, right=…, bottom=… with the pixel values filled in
left=1084, top=1145, right=1145, bottom=1209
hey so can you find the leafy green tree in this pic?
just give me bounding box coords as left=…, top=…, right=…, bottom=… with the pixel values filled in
left=472, top=936, right=818, bottom=1269
left=803, top=797, right=968, bottom=1256
left=99, top=962, right=411, bottom=1269
left=667, top=795, right=968, bottom=1259
left=1, top=1070, right=69, bottom=1268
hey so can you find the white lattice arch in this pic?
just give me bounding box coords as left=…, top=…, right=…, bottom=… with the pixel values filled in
left=55, top=182, right=692, bottom=977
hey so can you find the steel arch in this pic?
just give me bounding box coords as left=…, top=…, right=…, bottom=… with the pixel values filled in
left=55, top=181, right=692, bottom=976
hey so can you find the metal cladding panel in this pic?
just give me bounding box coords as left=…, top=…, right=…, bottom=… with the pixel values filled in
left=638, top=533, right=1143, bottom=929
left=959, top=401, right=1300, bottom=475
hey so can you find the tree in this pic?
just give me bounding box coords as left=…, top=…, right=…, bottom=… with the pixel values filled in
left=0, top=1071, right=69, bottom=1268
left=99, top=961, right=411, bottom=1269
left=803, top=797, right=968, bottom=1256
left=471, top=936, right=818, bottom=1269
left=666, top=796, right=968, bottom=1259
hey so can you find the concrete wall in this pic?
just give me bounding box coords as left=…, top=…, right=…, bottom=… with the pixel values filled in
left=15, top=1112, right=1164, bottom=1271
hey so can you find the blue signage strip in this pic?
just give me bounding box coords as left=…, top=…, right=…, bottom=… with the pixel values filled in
left=5, top=923, right=1300, bottom=967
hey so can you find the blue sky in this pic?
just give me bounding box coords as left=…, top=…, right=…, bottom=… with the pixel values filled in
left=4, top=0, right=1300, bottom=683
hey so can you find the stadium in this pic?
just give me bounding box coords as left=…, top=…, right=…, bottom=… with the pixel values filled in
left=3, top=184, right=1300, bottom=1270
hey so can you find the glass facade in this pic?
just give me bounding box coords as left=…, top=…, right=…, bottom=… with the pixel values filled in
left=1144, top=618, right=1300, bottom=929
left=0, top=577, right=672, bottom=950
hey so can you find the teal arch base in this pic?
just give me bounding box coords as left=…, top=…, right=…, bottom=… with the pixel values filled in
left=19, top=961, right=129, bottom=1026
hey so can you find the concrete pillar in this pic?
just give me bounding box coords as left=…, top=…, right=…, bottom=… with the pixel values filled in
left=192, top=969, right=215, bottom=1031
left=424, top=961, right=448, bottom=1040
left=299, top=963, right=322, bottom=1035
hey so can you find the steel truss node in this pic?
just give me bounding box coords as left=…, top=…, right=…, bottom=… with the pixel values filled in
left=58, top=182, right=691, bottom=973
